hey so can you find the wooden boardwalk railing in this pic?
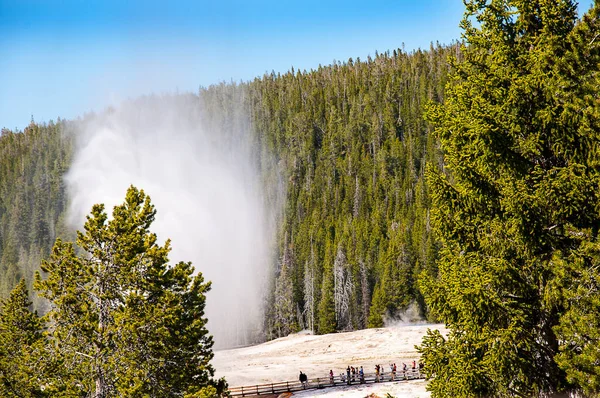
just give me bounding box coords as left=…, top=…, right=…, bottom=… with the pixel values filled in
left=228, top=368, right=424, bottom=397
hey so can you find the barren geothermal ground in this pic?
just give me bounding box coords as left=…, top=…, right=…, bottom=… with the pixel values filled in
left=212, top=323, right=446, bottom=397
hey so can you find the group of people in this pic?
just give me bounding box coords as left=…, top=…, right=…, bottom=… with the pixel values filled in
left=374, top=360, right=422, bottom=382
left=339, top=366, right=365, bottom=384
left=301, top=360, right=423, bottom=388
left=327, top=360, right=422, bottom=385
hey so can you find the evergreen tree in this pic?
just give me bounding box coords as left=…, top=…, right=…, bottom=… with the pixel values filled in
left=35, top=186, right=224, bottom=397
left=366, top=283, right=385, bottom=328
left=318, top=244, right=337, bottom=334
left=0, top=280, right=46, bottom=397
left=419, top=0, right=600, bottom=396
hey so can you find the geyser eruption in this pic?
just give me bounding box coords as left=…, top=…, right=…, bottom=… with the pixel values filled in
left=65, top=93, right=281, bottom=348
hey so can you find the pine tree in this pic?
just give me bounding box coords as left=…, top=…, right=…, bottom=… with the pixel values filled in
left=367, top=283, right=385, bottom=328
left=0, top=280, right=46, bottom=397
left=419, top=0, right=600, bottom=396
left=35, top=186, right=224, bottom=397
left=317, top=244, right=337, bottom=334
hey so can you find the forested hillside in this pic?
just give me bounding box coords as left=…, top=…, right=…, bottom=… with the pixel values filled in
left=0, top=122, right=73, bottom=303
left=0, top=44, right=454, bottom=336
left=244, top=45, right=453, bottom=337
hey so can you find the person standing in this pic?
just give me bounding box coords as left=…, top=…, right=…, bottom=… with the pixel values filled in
left=299, top=371, right=308, bottom=389
left=329, top=369, right=334, bottom=385
left=346, top=366, right=351, bottom=385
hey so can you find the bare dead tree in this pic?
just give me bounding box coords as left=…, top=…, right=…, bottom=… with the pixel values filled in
left=333, top=246, right=354, bottom=331
left=303, top=259, right=315, bottom=332
left=359, top=259, right=370, bottom=328
left=353, top=174, right=361, bottom=219
left=274, top=240, right=295, bottom=337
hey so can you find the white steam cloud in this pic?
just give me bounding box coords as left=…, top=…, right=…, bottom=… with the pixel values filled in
left=65, top=93, right=281, bottom=348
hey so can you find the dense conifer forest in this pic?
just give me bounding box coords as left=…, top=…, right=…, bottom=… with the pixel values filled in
left=249, top=44, right=454, bottom=337
left=0, top=122, right=73, bottom=301
left=0, top=44, right=453, bottom=335
left=2, top=1, right=599, bottom=395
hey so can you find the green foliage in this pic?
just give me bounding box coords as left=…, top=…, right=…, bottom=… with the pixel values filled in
left=366, top=283, right=385, bottom=328
left=35, top=186, right=224, bottom=397
left=0, top=280, right=47, bottom=397
left=317, top=259, right=337, bottom=334
left=553, top=238, right=600, bottom=394
left=1, top=44, right=453, bottom=337
left=192, top=47, right=452, bottom=336
left=237, top=47, right=451, bottom=335
left=419, top=0, right=600, bottom=396
left=550, top=4, right=600, bottom=393
left=0, top=120, right=73, bottom=305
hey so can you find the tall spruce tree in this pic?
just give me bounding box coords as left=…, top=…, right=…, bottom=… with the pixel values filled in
left=419, top=0, right=600, bottom=396
left=318, top=243, right=337, bottom=334
left=35, top=186, right=224, bottom=397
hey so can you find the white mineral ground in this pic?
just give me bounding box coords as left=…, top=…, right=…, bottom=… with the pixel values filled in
left=212, top=323, right=446, bottom=397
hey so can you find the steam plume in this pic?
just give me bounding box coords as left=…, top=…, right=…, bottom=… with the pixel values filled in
left=65, top=93, right=281, bottom=348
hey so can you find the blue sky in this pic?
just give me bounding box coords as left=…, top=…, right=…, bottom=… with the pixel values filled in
left=0, top=0, right=595, bottom=131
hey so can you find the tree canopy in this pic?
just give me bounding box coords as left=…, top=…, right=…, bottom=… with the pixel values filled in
left=34, top=186, right=224, bottom=397
left=0, top=279, right=46, bottom=397
left=419, top=0, right=600, bottom=396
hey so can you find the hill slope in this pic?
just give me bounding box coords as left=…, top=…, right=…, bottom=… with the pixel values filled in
left=0, top=45, right=454, bottom=341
